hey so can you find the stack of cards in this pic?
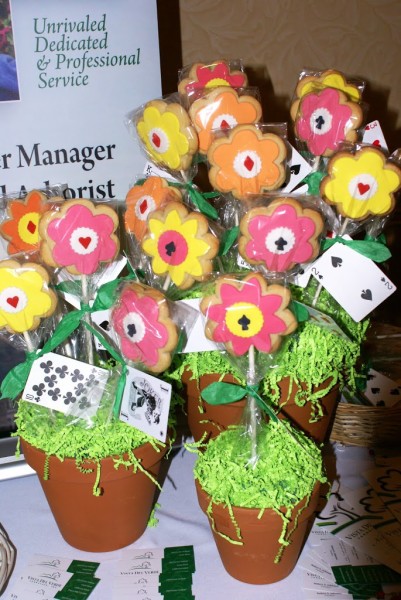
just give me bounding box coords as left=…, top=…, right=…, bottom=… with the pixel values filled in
left=299, top=450, right=401, bottom=599
left=5, top=555, right=100, bottom=600
left=113, top=545, right=196, bottom=599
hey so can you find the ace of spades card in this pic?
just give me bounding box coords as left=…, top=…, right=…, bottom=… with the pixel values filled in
left=310, top=243, right=396, bottom=322
left=23, top=352, right=111, bottom=421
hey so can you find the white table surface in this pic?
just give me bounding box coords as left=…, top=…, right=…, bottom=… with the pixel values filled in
left=0, top=440, right=373, bottom=600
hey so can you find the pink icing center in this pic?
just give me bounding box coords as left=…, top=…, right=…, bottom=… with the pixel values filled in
left=157, top=230, right=188, bottom=266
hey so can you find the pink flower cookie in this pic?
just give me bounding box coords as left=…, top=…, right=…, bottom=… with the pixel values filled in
left=200, top=273, right=297, bottom=356
left=178, top=60, right=248, bottom=99
left=111, top=282, right=178, bottom=373
left=39, top=199, right=119, bottom=276
left=239, top=198, right=324, bottom=273
left=291, top=87, right=363, bottom=157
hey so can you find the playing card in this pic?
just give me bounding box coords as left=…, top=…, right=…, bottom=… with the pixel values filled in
left=362, top=120, right=388, bottom=152
left=281, top=144, right=313, bottom=193
left=23, top=352, right=110, bottom=420
left=119, top=366, right=171, bottom=442
left=310, top=243, right=396, bottom=321
left=297, top=302, right=350, bottom=341
left=179, top=298, right=219, bottom=353
left=363, top=368, right=401, bottom=407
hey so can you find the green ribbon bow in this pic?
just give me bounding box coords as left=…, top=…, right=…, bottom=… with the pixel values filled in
left=0, top=275, right=134, bottom=417
left=201, top=381, right=279, bottom=423
left=169, top=181, right=219, bottom=220
left=304, top=171, right=325, bottom=196
left=322, top=235, right=391, bottom=263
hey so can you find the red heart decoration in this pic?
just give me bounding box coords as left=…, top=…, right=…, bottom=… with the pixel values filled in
left=152, top=132, right=161, bottom=148
left=79, top=236, right=91, bottom=249
left=27, top=220, right=36, bottom=234
left=6, top=296, right=19, bottom=308
left=373, top=139, right=381, bottom=147
left=358, top=183, right=370, bottom=195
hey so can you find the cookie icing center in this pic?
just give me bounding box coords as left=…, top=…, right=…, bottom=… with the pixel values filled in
left=265, top=226, right=296, bottom=255
left=123, top=312, right=146, bottom=344
left=158, top=230, right=188, bottom=266
left=310, top=108, right=333, bottom=136
left=349, top=173, right=378, bottom=200
left=149, top=127, right=170, bottom=154
left=0, top=287, right=27, bottom=314
left=69, top=226, right=99, bottom=255
left=233, top=150, right=262, bottom=179
left=225, top=301, right=264, bottom=338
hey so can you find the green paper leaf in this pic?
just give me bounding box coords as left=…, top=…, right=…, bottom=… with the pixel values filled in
left=201, top=381, right=247, bottom=404
left=291, top=301, right=309, bottom=323
left=218, top=226, right=239, bottom=256
left=322, top=236, right=391, bottom=263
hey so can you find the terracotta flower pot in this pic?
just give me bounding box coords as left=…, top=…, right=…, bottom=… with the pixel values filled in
left=275, top=376, right=340, bottom=443
left=21, top=438, right=168, bottom=552
left=182, top=369, right=245, bottom=443
left=196, top=478, right=320, bottom=584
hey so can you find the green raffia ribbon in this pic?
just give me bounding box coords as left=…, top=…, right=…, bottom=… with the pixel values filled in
left=0, top=275, right=134, bottom=413
left=304, top=171, right=325, bottom=196
left=169, top=181, right=219, bottom=220
left=218, top=226, right=239, bottom=256
left=322, top=235, right=391, bottom=263
left=201, top=381, right=279, bottom=423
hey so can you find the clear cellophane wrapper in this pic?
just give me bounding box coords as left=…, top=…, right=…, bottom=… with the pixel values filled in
left=236, top=192, right=328, bottom=279
left=108, top=279, right=198, bottom=375
left=0, top=185, right=66, bottom=258
left=125, top=93, right=199, bottom=183
left=178, top=58, right=248, bottom=106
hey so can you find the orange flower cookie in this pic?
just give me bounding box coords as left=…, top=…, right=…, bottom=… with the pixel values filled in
left=189, top=86, right=262, bottom=155
left=320, top=146, right=401, bottom=221
left=178, top=60, right=248, bottom=99
left=0, top=190, right=57, bottom=255
left=40, top=199, right=120, bottom=276
left=0, top=260, right=57, bottom=333
left=292, top=69, right=362, bottom=105
left=136, top=99, right=198, bottom=171
left=141, top=201, right=219, bottom=290
left=207, top=124, right=287, bottom=200
left=125, top=176, right=183, bottom=240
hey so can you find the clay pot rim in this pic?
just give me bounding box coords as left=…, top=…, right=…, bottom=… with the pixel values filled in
left=195, top=477, right=319, bottom=520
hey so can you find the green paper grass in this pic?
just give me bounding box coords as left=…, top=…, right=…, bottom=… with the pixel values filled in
left=193, top=422, right=326, bottom=509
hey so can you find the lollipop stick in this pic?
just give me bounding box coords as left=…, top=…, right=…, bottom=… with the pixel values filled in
left=81, top=274, right=94, bottom=365
left=247, top=344, right=258, bottom=466
left=22, top=331, right=35, bottom=353
left=162, top=274, right=171, bottom=291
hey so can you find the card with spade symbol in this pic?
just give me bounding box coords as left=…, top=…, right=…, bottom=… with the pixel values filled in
left=310, top=243, right=396, bottom=322
left=23, top=351, right=110, bottom=420
left=280, top=143, right=312, bottom=193
left=363, top=368, right=401, bottom=408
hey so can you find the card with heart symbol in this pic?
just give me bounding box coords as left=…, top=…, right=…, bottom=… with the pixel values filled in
left=23, top=351, right=110, bottom=420
left=310, top=243, right=396, bottom=321
left=362, top=120, right=388, bottom=152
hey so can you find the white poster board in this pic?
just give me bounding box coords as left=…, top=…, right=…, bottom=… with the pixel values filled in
left=0, top=0, right=161, bottom=200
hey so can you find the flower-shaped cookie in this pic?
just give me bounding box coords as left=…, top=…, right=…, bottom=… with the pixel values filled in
left=0, top=260, right=57, bottom=333
left=207, top=124, right=287, bottom=200
left=141, top=201, right=219, bottom=290
left=292, top=87, right=363, bottom=157
left=111, top=282, right=178, bottom=373
left=178, top=60, right=248, bottom=98
left=293, top=69, right=362, bottom=103
left=239, top=198, right=324, bottom=273
left=320, top=147, right=401, bottom=221
left=125, top=176, right=183, bottom=240
left=189, top=87, right=262, bottom=155
left=0, top=190, right=54, bottom=255
left=136, top=100, right=198, bottom=171
left=200, top=273, right=297, bottom=356
left=39, top=199, right=119, bottom=276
